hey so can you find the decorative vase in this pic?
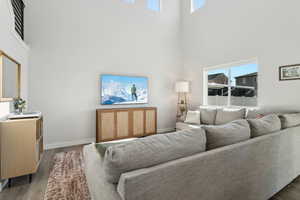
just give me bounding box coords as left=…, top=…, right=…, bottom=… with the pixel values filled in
left=14, top=98, right=26, bottom=114
left=18, top=107, right=23, bottom=114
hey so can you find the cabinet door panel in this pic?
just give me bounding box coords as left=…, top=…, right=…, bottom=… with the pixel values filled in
left=145, top=110, right=156, bottom=134
left=100, top=112, right=115, bottom=140
left=116, top=111, right=129, bottom=138
left=97, top=108, right=156, bottom=142
left=0, top=120, right=37, bottom=179
left=133, top=110, right=144, bottom=136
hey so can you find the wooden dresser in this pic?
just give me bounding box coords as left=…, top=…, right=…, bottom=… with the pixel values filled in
left=0, top=117, right=43, bottom=185
left=96, top=107, right=157, bottom=142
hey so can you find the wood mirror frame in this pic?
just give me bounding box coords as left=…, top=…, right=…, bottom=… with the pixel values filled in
left=0, top=50, right=21, bottom=102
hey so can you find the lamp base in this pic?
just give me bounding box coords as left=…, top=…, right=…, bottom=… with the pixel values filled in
left=176, top=92, right=188, bottom=122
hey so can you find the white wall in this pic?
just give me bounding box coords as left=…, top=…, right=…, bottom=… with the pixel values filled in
left=0, top=0, right=29, bottom=119
left=182, top=0, right=300, bottom=109
left=25, top=0, right=300, bottom=148
left=25, top=0, right=182, bottom=148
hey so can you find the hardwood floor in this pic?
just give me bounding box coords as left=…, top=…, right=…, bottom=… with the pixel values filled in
left=0, top=145, right=82, bottom=200
left=0, top=145, right=299, bottom=200
left=271, top=177, right=300, bottom=200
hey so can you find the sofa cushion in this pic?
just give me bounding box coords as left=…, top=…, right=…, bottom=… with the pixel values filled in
left=246, top=108, right=262, bottom=119
left=215, top=108, right=246, bottom=125
left=184, top=110, right=201, bottom=124
left=279, top=113, right=300, bottom=129
left=203, top=119, right=251, bottom=150
left=247, top=114, right=281, bottom=137
left=95, top=138, right=138, bottom=157
left=176, top=122, right=202, bottom=130
left=200, top=107, right=217, bottom=125
left=103, top=128, right=206, bottom=183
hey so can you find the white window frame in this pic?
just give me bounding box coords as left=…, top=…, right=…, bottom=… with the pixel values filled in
left=203, top=58, right=259, bottom=107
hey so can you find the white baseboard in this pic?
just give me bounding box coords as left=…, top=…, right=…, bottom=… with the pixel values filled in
left=45, top=138, right=95, bottom=150
left=45, top=128, right=175, bottom=150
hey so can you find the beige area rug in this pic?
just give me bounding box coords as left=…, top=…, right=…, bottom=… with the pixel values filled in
left=44, top=150, right=91, bottom=200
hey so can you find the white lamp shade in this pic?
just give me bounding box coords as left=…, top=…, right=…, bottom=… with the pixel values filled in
left=175, top=81, right=189, bottom=93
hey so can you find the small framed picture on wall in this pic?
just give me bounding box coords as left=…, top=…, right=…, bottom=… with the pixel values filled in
left=279, top=64, right=300, bottom=81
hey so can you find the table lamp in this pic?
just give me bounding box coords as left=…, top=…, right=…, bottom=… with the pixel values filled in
left=175, top=81, right=189, bottom=121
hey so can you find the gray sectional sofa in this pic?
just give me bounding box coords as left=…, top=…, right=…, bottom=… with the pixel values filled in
left=84, top=107, right=300, bottom=200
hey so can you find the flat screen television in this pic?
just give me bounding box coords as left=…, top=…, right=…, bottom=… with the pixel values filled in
left=101, top=74, right=148, bottom=105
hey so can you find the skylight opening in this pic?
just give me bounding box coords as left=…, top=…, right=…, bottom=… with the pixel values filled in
left=191, top=0, right=206, bottom=13
left=147, top=0, right=161, bottom=12
left=122, top=0, right=135, bottom=4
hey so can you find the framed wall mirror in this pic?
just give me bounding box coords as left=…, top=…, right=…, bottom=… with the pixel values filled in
left=0, top=50, right=21, bottom=102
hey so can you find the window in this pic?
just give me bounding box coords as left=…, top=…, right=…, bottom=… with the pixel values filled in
left=11, top=0, right=25, bottom=40
left=122, top=0, right=135, bottom=4
left=147, top=0, right=160, bottom=12
left=191, top=0, right=206, bottom=13
left=204, top=60, right=258, bottom=107
left=242, top=78, right=246, bottom=84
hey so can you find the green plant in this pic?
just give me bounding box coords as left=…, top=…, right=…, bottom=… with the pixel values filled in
left=14, top=98, right=26, bottom=113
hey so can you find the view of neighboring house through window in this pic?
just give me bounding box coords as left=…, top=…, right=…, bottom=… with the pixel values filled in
left=204, top=60, right=258, bottom=107
left=191, top=0, right=206, bottom=13
left=147, top=0, right=160, bottom=11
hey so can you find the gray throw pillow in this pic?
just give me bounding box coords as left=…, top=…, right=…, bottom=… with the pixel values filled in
left=246, top=108, right=262, bottom=119
left=184, top=110, right=201, bottom=124
left=215, top=108, right=246, bottom=125
left=279, top=113, right=300, bottom=129
left=203, top=119, right=250, bottom=150
left=95, top=138, right=138, bottom=157
left=247, top=114, right=281, bottom=137
left=200, top=107, right=217, bottom=125
left=103, top=128, right=207, bottom=183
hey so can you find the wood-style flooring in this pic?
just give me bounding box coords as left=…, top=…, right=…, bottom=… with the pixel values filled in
left=0, top=145, right=299, bottom=200
left=0, top=145, right=82, bottom=200
left=271, top=177, right=300, bottom=200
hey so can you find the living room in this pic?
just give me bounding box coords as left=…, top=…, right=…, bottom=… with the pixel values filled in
left=0, top=0, right=299, bottom=199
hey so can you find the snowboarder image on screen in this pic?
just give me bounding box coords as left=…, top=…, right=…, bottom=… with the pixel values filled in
left=131, top=84, right=138, bottom=101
